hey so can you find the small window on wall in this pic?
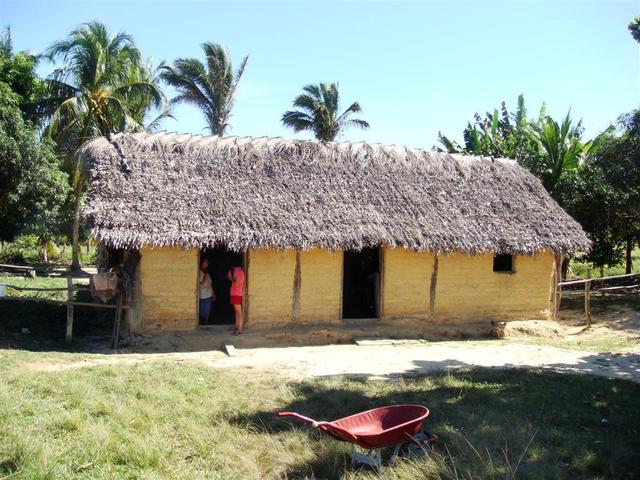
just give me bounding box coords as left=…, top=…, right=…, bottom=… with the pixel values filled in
left=493, top=254, right=514, bottom=273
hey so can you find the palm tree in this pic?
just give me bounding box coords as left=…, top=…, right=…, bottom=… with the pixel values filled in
left=160, top=43, right=248, bottom=136
left=125, top=58, right=172, bottom=131
left=40, top=22, right=165, bottom=269
left=532, top=109, right=611, bottom=194
left=281, top=83, right=369, bottom=141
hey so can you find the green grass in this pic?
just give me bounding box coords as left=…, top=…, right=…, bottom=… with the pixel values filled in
left=0, top=352, right=638, bottom=479
left=513, top=332, right=638, bottom=353
left=568, top=248, right=640, bottom=279
left=0, top=275, right=73, bottom=301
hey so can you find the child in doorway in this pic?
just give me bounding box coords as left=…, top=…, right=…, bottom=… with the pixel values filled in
left=199, top=258, right=215, bottom=324
left=229, top=264, right=245, bottom=335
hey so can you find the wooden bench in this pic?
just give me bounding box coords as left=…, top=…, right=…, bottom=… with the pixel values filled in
left=0, top=263, right=36, bottom=278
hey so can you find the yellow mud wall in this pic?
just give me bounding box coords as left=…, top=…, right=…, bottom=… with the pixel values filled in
left=140, top=246, right=198, bottom=331
left=247, top=248, right=296, bottom=325
left=299, top=248, right=343, bottom=323
left=434, top=252, right=554, bottom=319
left=246, top=248, right=343, bottom=325
left=136, top=245, right=554, bottom=332
left=381, top=247, right=434, bottom=319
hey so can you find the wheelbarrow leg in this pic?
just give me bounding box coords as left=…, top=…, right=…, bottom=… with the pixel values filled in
left=351, top=446, right=382, bottom=473
left=389, top=442, right=403, bottom=466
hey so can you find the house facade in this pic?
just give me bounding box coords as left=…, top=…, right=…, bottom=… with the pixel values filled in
left=82, top=133, right=588, bottom=337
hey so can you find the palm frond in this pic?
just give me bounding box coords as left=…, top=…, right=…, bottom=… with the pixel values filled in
left=162, top=43, right=247, bottom=135
left=437, top=132, right=463, bottom=153
left=283, top=83, right=368, bottom=141
left=281, top=110, right=314, bottom=132
left=145, top=109, right=174, bottom=132
left=291, top=94, right=318, bottom=115
left=340, top=119, right=370, bottom=130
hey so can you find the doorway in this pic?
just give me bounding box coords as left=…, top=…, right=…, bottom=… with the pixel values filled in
left=200, top=246, right=244, bottom=325
left=342, top=247, right=380, bottom=319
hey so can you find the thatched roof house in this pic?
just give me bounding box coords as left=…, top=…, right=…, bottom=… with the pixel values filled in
left=82, top=132, right=587, bottom=338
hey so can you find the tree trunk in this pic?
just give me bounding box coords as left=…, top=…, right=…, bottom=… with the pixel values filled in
left=626, top=238, right=634, bottom=274
left=41, top=238, right=48, bottom=263
left=71, top=181, right=83, bottom=271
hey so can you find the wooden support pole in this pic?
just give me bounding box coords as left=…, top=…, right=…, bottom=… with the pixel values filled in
left=429, top=255, right=439, bottom=315
left=584, top=268, right=591, bottom=328
left=291, top=249, right=301, bottom=323
left=554, top=255, right=563, bottom=321
left=111, top=292, right=123, bottom=349
left=66, top=276, right=74, bottom=343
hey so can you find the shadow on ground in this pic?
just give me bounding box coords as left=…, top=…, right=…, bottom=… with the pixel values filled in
left=2, top=292, right=639, bottom=359
left=0, top=296, right=114, bottom=352
left=230, top=368, right=640, bottom=479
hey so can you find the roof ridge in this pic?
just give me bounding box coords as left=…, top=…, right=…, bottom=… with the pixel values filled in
left=104, top=131, right=518, bottom=163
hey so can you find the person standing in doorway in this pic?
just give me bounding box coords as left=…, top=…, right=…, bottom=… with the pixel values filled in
left=229, top=264, right=245, bottom=334
left=199, top=258, right=215, bottom=324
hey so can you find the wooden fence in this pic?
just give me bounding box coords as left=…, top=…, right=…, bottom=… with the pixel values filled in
left=556, top=272, right=639, bottom=327
left=0, top=274, right=128, bottom=347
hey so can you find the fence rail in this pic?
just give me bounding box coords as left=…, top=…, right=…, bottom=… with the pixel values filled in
left=558, top=272, right=639, bottom=287
left=556, top=271, right=638, bottom=327
left=3, top=284, right=90, bottom=292
left=1, top=274, right=126, bottom=347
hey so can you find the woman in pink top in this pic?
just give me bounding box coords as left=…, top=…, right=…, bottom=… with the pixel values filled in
left=228, top=264, right=245, bottom=335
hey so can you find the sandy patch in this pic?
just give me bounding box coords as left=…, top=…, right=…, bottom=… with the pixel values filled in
left=18, top=341, right=640, bottom=382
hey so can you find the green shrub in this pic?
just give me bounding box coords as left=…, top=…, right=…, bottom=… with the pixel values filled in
left=0, top=236, right=40, bottom=264
left=45, top=240, right=61, bottom=262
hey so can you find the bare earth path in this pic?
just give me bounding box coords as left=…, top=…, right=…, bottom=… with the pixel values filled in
left=208, top=341, right=640, bottom=381
left=23, top=341, right=640, bottom=382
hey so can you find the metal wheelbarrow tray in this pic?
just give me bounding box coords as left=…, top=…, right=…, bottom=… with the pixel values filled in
left=278, top=404, right=437, bottom=471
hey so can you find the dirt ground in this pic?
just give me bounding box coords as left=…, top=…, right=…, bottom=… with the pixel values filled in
left=556, top=294, right=640, bottom=348
left=19, top=337, right=640, bottom=382
left=6, top=293, right=640, bottom=382
left=20, top=307, right=640, bottom=383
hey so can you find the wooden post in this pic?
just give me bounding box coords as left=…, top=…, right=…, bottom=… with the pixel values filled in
left=291, top=249, right=301, bottom=323
left=243, top=250, right=250, bottom=328
left=66, top=276, right=74, bottom=342
left=429, top=255, right=439, bottom=315
left=111, top=292, right=123, bottom=349
left=553, top=255, right=563, bottom=321
left=376, top=247, right=383, bottom=319
left=584, top=268, right=591, bottom=328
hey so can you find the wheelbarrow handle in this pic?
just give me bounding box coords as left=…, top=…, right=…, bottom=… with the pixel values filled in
left=278, top=412, right=359, bottom=443
left=278, top=412, right=319, bottom=425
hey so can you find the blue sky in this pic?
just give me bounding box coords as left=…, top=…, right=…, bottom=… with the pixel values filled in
left=2, top=0, right=639, bottom=148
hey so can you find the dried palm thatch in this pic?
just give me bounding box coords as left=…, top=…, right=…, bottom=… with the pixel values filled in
left=81, top=132, right=589, bottom=255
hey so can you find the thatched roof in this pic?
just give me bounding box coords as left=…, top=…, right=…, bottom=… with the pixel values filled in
left=82, top=132, right=588, bottom=255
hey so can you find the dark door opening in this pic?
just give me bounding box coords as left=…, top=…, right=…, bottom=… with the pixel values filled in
left=342, top=247, right=380, bottom=319
left=201, top=246, right=244, bottom=325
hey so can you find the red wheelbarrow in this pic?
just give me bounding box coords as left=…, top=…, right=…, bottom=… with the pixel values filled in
left=278, top=404, right=437, bottom=471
